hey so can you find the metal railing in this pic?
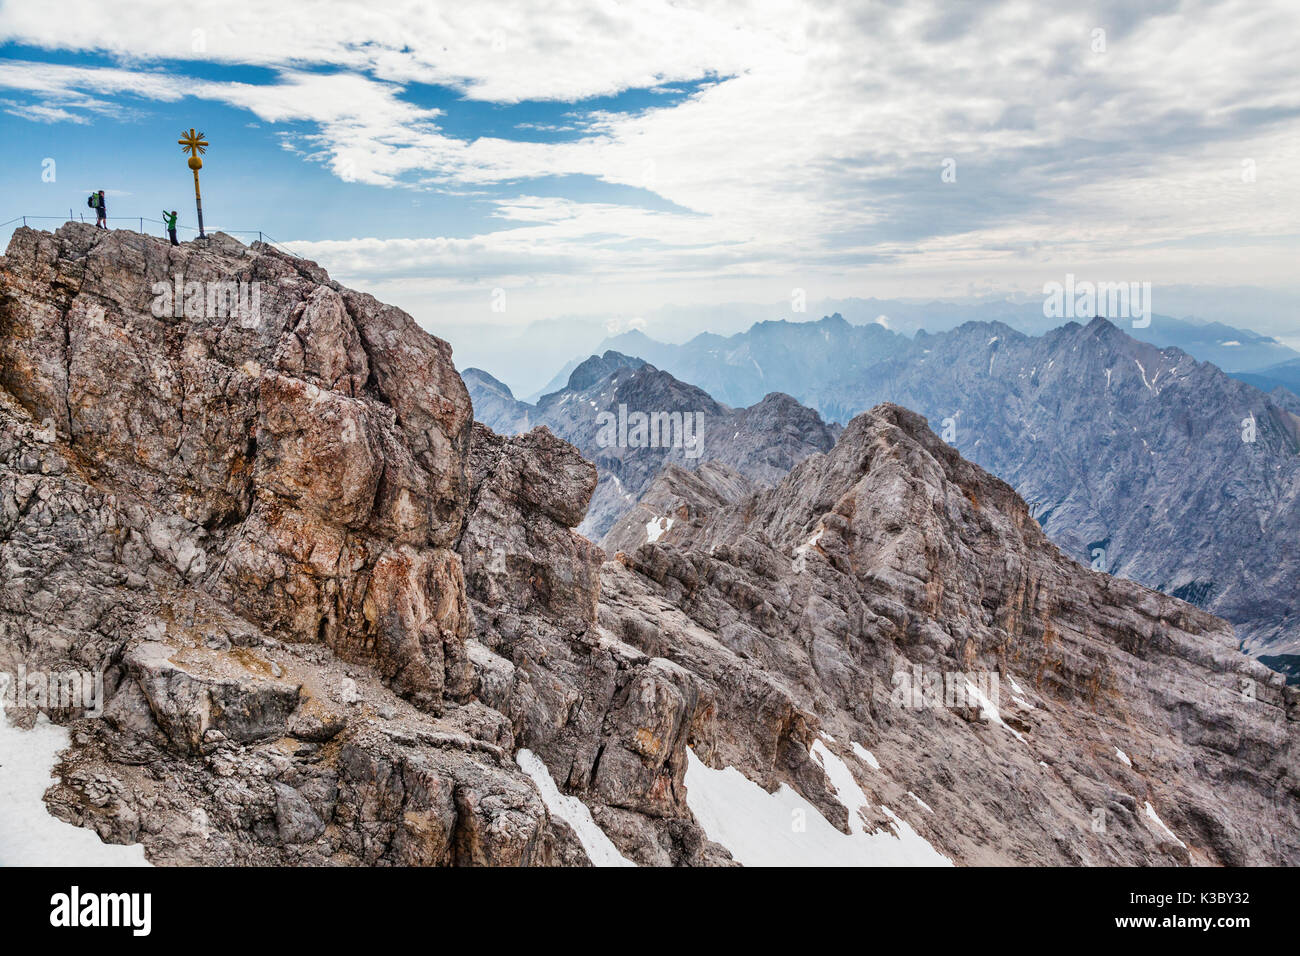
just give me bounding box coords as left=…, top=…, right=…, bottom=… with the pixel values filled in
left=0, top=214, right=304, bottom=259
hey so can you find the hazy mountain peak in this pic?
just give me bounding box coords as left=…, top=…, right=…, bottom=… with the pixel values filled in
left=563, top=350, right=649, bottom=393
left=462, top=367, right=515, bottom=400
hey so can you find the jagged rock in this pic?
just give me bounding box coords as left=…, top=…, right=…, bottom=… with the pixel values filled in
left=125, top=641, right=302, bottom=753
left=458, top=422, right=602, bottom=629
left=0, top=225, right=582, bottom=866
left=600, top=403, right=1299, bottom=864
left=4, top=224, right=1296, bottom=868
left=272, top=781, right=326, bottom=844
left=0, top=224, right=473, bottom=709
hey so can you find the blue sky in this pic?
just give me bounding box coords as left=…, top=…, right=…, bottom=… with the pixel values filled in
left=1, top=0, right=1298, bottom=346
left=0, top=44, right=702, bottom=244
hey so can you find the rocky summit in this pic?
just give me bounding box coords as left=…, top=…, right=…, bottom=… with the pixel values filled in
left=465, top=352, right=840, bottom=541
left=1, top=223, right=1295, bottom=866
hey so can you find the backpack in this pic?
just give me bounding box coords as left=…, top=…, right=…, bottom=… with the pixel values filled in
left=87, top=194, right=96, bottom=208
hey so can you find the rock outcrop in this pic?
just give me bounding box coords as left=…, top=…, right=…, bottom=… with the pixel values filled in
left=599, top=404, right=1299, bottom=864
left=0, top=224, right=604, bottom=864
left=2, top=224, right=1295, bottom=867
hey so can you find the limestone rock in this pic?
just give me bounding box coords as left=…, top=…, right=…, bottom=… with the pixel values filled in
left=5, top=224, right=1296, bottom=868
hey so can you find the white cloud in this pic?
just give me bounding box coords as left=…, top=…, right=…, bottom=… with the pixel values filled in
left=2, top=101, right=90, bottom=124
left=2, top=0, right=1298, bottom=316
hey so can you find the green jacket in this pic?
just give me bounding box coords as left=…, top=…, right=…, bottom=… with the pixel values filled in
left=162, top=211, right=178, bottom=229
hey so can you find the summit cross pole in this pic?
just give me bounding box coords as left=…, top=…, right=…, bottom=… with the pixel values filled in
left=178, top=128, right=209, bottom=238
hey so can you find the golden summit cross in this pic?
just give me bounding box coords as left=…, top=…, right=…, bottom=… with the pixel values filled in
left=178, top=128, right=209, bottom=238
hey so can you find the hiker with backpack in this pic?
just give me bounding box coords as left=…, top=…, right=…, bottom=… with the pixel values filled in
left=163, top=210, right=179, bottom=246
left=87, top=190, right=107, bottom=229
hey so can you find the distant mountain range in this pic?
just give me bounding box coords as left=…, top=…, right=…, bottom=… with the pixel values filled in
left=472, top=314, right=1300, bottom=675
left=1231, top=358, right=1300, bottom=401
left=464, top=355, right=839, bottom=539
left=447, top=298, right=1300, bottom=400
left=585, top=312, right=1300, bottom=407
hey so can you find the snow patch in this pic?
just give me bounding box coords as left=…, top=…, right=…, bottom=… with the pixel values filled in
left=517, top=749, right=635, bottom=867
left=644, top=515, right=673, bottom=543
left=0, top=697, right=150, bottom=866
left=792, top=525, right=825, bottom=572
left=851, top=742, right=881, bottom=770
left=964, top=678, right=1024, bottom=742
left=684, top=748, right=950, bottom=866
left=1143, top=801, right=1186, bottom=849
left=907, top=791, right=934, bottom=814
left=811, top=739, right=870, bottom=834
left=1134, top=359, right=1156, bottom=393
left=1115, top=746, right=1132, bottom=767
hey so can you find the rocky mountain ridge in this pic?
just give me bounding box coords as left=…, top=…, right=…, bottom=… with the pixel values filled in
left=827, top=318, right=1300, bottom=665
left=465, top=353, right=840, bottom=540
left=1, top=223, right=1295, bottom=866
left=567, top=315, right=1300, bottom=667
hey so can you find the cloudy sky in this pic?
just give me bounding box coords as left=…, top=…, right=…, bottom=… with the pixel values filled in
left=1, top=0, right=1297, bottom=340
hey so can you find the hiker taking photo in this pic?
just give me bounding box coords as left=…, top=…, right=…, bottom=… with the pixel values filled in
left=163, top=210, right=179, bottom=246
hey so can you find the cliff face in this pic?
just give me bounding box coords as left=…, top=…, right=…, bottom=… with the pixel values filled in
left=602, top=405, right=1299, bottom=864
left=0, top=224, right=663, bottom=864
left=1, top=224, right=1295, bottom=866
left=828, top=319, right=1300, bottom=663
left=585, top=315, right=1300, bottom=664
